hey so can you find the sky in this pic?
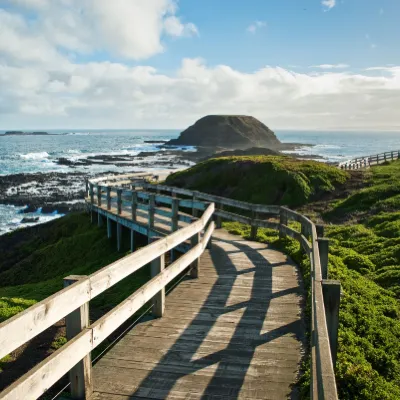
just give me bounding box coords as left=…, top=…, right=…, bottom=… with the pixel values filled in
left=1, top=0, right=400, bottom=131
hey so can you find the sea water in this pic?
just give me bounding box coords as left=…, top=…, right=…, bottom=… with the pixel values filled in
left=1, top=129, right=399, bottom=234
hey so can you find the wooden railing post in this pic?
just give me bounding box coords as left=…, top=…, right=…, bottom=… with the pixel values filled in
left=97, top=185, right=101, bottom=206
left=392, top=151, right=394, bottom=160
left=89, top=183, right=94, bottom=204
left=316, top=224, right=325, bottom=238
left=117, top=222, right=122, bottom=252
left=318, top=238, right=330, bottom=279
left=63, top=275, right=92, bottom=400
left=190, top=232, right=200, bottom=278
left=279, top=208, right=288, bottom=239
left=117, top=189, right=122, bottom=215
left=192, top=194, right=198, bottom=218
left=131, top=191, right=138, bottom=221
left=107, top=217, right=112, bottom=238
left=85, top=179, right=89, bottom=198
left=250, top=210, right=258, bottom=240
left=216, top=203, right=223, bottom=229
left=148, top=194, right=155, bottom=231
left=322, top=280, right=341, bottom=368
left=106, top=187, right=111, bottom=211
left=171, top=198, right=179, bottom=232
left=149, top=236, right=165, bottom=317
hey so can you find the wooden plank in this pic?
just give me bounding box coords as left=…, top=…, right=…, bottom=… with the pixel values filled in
left=0, top=278, right=90, bottom=360
left=0, top=329, right=93, bottom=400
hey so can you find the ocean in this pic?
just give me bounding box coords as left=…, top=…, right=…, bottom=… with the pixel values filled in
left=1, top=129, right=399, bottom=235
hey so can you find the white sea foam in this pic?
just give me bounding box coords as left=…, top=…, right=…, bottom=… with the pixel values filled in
left=20, top=152, right=50, bottom=160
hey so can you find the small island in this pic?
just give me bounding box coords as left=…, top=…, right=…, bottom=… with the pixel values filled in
left=2, top=131, right=70, bottom=136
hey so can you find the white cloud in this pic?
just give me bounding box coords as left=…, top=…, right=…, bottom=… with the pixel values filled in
left=164, top=16, right=199, bottom=37
left=1, top=4, right=400, bottom=131
left=247, top=21, right=266, bottom=34
left=1, top=0, right=199, bottom=60
left=310, top=64, right=349, bottom=69
left=2, top=56, right=400, bottom=130
left=322, top=0, right=336, bottom=10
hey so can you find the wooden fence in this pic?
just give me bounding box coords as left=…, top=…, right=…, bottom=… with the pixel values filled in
left=339, top=150, right=400, bottom=170
left=0, top=179, right=340, bottom=400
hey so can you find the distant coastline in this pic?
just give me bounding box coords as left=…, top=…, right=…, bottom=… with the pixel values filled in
left=2, top=131, right=69, bottom=136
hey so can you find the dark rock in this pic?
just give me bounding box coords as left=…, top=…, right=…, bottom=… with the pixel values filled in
left=21, top=217, right=39, bottom=223
left=167, top=115, right=281, bottom=149
left=202, top=147, right=280, bottom=161
left=144, top=140, right=168, bottom=144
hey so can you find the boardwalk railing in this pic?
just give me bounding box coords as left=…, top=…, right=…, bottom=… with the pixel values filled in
left=339, top=150, right=400, bottom=170
left=0, top=179, right=340, bottom=400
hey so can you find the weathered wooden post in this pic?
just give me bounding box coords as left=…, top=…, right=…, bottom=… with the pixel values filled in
left=97, top=185, right=101, bottom=206
left=131, top=191, right=138, bottom=221
left=192, top=193, right=199, bottom=218
left=107, top=217, right=112, bottom=238
left=63, top=276, right=92, bottom=399
left=171, top=198, right=179, bottom=232
left=117, top=189, right=122, bottom=215
left=117, top=221, right=122, bottom=252
left=322, top=280, right=341, bottom=367
left=250, top=210, right=258, bottom=240
left=106, top=187, right=111, bottom=211
left=316, top=224, right=325, bottom=238
left=89, top=183, right=94, bottom=205
left=190, top=232, right=200, bottom=278
left=279, top=208, right=288, bottom=239
left=216, top=203, right=223, bottom=229
left=85, top=179, right=89, bottom=198
left=148, top=194, right=155, bottom=232
left=384, top=153, right=387, bottom=162
left=391, top=151, right=394, bottom=160
left=149, top=236, right=165, bottom=317
left=97, top=212, right=103, bottom=228
left=318, top=238, right=330, bottom=280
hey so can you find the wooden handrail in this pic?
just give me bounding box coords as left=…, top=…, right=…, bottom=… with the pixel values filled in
left=0, top=179, right=339, bottom=400
left=339, top=149, right=400, bottom=170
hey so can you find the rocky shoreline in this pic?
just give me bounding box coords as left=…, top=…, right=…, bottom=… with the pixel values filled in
left=0, top=143, right=323, bottom=232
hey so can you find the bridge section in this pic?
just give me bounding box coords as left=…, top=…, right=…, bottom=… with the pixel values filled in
left=0, top=176, right=339, bottom=400
left=91, top=229, right=305, bottom=400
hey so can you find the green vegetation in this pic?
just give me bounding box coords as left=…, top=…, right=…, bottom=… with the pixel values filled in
left=168, top=155, right=400, bottom=399
left=166, top=155, right=348, bottom=206
left=0, top=212, right=150, bottom=322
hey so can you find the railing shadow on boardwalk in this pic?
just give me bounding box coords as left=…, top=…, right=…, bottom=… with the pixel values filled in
left=124, top=235, right=305, bottom=399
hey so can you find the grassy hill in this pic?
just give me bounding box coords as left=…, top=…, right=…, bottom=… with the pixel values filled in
left=166, top=155, right=348, bottom=206
left=168, top=155, right=400, bottom=400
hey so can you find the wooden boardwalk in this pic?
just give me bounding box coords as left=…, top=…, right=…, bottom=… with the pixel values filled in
left=91, top=229, right=305, bottom=400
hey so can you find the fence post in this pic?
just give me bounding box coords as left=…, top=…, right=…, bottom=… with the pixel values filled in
left=148, top=194, right=155, bottom=232
left=171, top=198, right=179, bottom=232
left=192, top=193, right=199, bottom=218
left=63, top=275, right=92, bottom=399
left=107, top=217, right=112, bottom=238
left=190, top=232, right=200, bottom=278
left=89, top=183, right=94, bottom=204
left=131, top=191, right=138, bottom=221
left=250, top=210, right=258, bottom=240
left=85, top=179, right=89, bottom=198
left=149, top=236, right=165, bottom=317
left=216, top=203, right=223, bottom=229
left=117, top=222, right=122, bottom=252
left=384, top=153, right=387, bottom=162
left=316, top=224, right=325, bottom=238
left=391, top=151, right=394, bottom=160
left=322, top=280, right=341, bottom=368
left=117, top=189, right=122, bottom=215
left=318, top=238, right=330, bottom=279
left=279, top=208, right=288, bottom=239
left=97, top=212, right=103, bottom=228
left=106, top=187, right=111, bottom=210
left=97, top=185, right=101, bottom=206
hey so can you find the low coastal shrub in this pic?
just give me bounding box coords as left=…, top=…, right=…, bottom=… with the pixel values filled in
left=0, top=213, right=150, bottom=323
left=166, top=155, right=348, bottom=206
